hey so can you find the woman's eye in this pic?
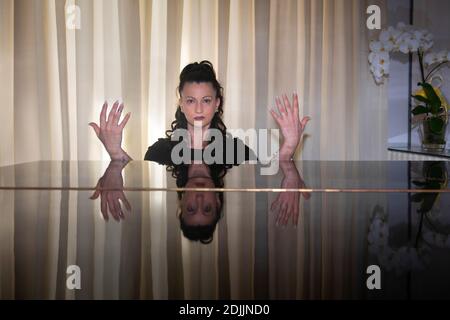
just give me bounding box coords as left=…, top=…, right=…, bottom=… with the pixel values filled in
left=203, top=99, right=211, bottom=104
left=186, top=99, right=194, bottom=104
left=187, top=205, right=195, bottom=213
left=204, top=205, right=211, bottom=212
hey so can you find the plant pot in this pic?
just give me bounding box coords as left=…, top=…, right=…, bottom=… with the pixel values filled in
left=420, top=116, right=448, bottom=151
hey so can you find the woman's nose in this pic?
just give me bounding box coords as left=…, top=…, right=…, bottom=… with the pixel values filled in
left=195, top=194, right=204, bottom=212
left=195, top=102, right=203, bottom=113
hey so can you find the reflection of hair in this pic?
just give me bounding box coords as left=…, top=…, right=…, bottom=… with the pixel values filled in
left=165, top=60, right=227, bottom=139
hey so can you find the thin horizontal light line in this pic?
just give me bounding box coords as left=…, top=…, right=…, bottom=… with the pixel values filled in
left=1, top=186, right=450, bottom=193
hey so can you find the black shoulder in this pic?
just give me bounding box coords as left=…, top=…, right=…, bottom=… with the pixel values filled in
left=144, top=138, right=174, bottom=164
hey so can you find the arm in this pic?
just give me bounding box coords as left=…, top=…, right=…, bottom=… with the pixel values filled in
left=89, top=101, right=133, bottom=162
left=269, top=93, right=310, bottom=160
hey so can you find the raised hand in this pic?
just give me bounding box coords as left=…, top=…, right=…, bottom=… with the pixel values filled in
left=89, top=101, right=132, bottom=161
left=90, top=161, right=132, bottom=221
left=269, top=93, right=310, bottom=160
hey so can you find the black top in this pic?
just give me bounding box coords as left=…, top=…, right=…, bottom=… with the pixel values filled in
left=144, top=135, right=257, bottom=166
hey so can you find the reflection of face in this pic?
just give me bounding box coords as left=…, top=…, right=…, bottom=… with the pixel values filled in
left=180, top=164, right=221, bottom=226
left=181, top=181, right=220, bottom=226
left=179, top=82, right=220, bottom=129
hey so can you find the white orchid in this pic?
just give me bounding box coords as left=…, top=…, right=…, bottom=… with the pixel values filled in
left=379, top=26, right=402, bottom=51
left=368, top=23, right=443, bottom=84
left=424, top=52, right=438, bottom=66
left=423, top=231, right=450, bottom=248
left=367, top=206, right=430, bottom=274
left=368, top=51, right=390, bottom=84
left=369, top=40, right=386, bottom=53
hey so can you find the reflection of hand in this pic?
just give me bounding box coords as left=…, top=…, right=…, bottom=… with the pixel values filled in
left=270, top=161, right=310, bottom=227
left=89, top=101, right=132, bottom=162
left=90, top=161, right=131, bottom=221
left=269, top=93, right=310, bottom=160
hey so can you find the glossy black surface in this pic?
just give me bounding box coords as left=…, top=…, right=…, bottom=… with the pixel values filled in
left=0, top=160, right=449, bottom=299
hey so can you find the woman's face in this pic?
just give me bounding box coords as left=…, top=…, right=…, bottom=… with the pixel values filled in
left=181, top=189, right=220, bottom=226
left=179, top=82, right=220, bottom=129
left=181, top=164, right=221, bottom=225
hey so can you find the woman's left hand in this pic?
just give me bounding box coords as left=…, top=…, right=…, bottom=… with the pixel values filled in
left=270, top=93, right=310, bottom=159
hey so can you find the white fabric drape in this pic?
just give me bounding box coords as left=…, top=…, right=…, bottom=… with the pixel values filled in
left=0, top=0, right=388, bottom=166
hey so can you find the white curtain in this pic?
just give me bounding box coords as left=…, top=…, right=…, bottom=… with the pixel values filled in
left=0, top=0, right=388, bottom=167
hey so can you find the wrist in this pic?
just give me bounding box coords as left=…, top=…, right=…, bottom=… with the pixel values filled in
left=109, top=148, right=132, bottom=162
left=279, top=143, right=297, bottom=160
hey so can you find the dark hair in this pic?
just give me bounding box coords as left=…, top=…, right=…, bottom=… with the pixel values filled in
left=165, top=60, right=227, bottom=138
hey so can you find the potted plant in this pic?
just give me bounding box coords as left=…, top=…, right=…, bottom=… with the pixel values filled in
left=368, top=23, right=450, bottom=151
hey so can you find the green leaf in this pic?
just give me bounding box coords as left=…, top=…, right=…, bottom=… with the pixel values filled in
left=412, top=94, right=431, bottom=104
left=420, top=82, right=441, bottom=114
left=429, top=117, right=445, bottom=134
left=411, top=105, right=429, bottom=115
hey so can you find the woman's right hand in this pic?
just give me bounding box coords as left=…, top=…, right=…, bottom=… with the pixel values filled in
left=89, top=101, right=132, bottom=161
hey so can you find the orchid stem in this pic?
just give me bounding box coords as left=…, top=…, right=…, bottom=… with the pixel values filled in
left=425, top=61, right=449, bottom=82
left=418, top=50, right=426, bottom=84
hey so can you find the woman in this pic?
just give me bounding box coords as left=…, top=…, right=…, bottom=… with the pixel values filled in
left=89, top=60, right=310, bottom=163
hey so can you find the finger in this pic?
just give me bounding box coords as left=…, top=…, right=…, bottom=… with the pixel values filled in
left=89, top=122, right=100, bottom=137
left=111, top=194, right=122, bottom=221
left=293, top=93, right=299, bottom=115
left=300, top=180, right=312, bottom=200
left=270, top=109, right=281, bottom=123
left=100, top=101, right=107, bottom=128
left=271, top=199, right=280, bottom=212
left=284, top=202, right=291, bottom=224
left=294, top=196, right=300, bottom=226
left=302, top=191, right=311, bottom=200
left=270, top=199, right=277, bottom=211
left=114, top=197, right=125, bottom=219
left=107, top=193, right=120, bottom=221
left=277, top=202, right=286, bottom=225
left=107, top=101, right=119, bottom=128
left=120, top=193, right=132, bottom=212
left=282, top=94, right=292, bottom=113
left=275, top=210, right=282, bottom=226
left=118, top=112, right=131, bottom=129
left=280, top=204, right=289, bottom=226
left=300, top=116, right=311, bottom=131
left=275, top=97, right=286, bottom=115
left=100, top=194, right=108, bottom=221
left=90, top=188, right=100, bottom=200
left=113, top=103, right=124, bottom=125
